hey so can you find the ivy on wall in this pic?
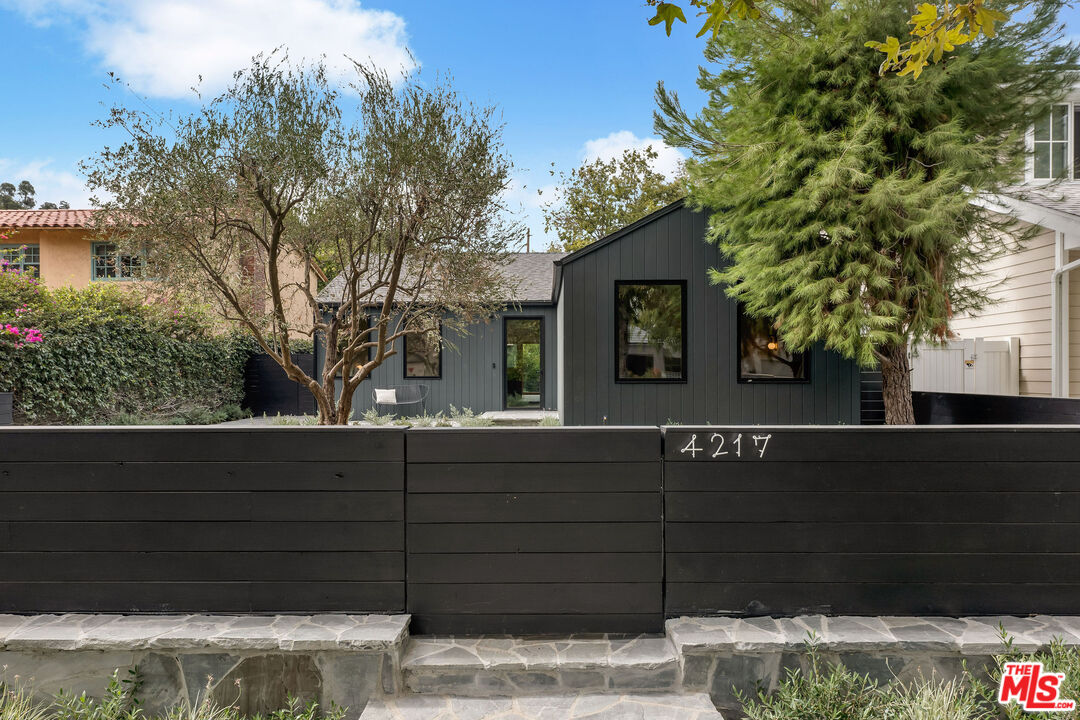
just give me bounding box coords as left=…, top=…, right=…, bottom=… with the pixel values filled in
left=0, top=258, right=251, bottom=424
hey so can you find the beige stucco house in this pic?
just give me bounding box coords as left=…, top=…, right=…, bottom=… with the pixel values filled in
left=0, top=208, right=318, bottom=332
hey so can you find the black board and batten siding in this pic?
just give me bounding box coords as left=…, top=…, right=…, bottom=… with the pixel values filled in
left=664, top=426, right=1080, bottom=617
left=558, top=203, right=862, bottom=426
left=333, top=306, right=559, bottom=418
left=406, top=427, right=663, bottom=634
left=0, top=427, right=405, bottom=613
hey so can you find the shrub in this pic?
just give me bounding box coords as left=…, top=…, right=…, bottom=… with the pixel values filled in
left=1, top=670, right=344, bottom=720
left=0, top=278, right=252, bottom=424
left=974, top=632, right=1080, bottom=720
left=269, top=414, right=319, bottom=426
left=449, top=405, right=494, bottom=427
left=52, top=670, right=142, bottom=720
left=739, top=646, right=894, bottom=720
left=0, top=675, right=52, bottom=720
left=740, top=635, right=1080, bottom=720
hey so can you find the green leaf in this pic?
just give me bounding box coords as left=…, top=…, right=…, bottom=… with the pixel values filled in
left=648, top=2, right=688, bottom=36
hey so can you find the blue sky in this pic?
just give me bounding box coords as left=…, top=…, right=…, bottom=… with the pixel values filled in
left=0, top=0, right=706, bottom=248
left=3, top=1, right=1079, bottom=249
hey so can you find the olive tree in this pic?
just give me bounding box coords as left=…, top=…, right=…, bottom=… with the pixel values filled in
left=84, top=56, right=521, bottom=424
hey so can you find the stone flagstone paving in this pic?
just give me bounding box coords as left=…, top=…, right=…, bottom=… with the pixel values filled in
left=359, top=692, right=723, bottom=719
left=401, top=635, right=678, bottom=696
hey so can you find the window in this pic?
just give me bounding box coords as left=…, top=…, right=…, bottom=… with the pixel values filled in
left=92, top=243, right=145, bottom=281
left=737, top=306, right=807, bottom=382
left=505, top=317, right=543, bottom=409
left=1033, top=104, right=1070, bottom=179
left=0, top=244, right=40, bottom=276
left=615, top=281, right=686, bottom=381
left=404, top=318, right=441, bottom=378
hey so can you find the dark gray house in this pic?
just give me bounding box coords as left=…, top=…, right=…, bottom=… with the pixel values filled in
left=316, top=200, right=862, bottom=425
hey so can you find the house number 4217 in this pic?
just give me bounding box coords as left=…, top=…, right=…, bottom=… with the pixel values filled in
left=678, top=432, right=771, bottom=459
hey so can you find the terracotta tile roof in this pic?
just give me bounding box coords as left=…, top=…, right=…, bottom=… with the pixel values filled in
left=0, top=209, right=98, bottom=229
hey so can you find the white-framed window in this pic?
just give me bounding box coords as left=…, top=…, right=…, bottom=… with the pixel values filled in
left=1031, top=103, right=1080, bottom=181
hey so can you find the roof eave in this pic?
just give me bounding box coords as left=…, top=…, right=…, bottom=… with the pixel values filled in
left=553, top=197, right=687, bottom=269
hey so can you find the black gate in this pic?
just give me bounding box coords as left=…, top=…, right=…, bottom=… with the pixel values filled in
left=405, top=427, right=663, bottom=634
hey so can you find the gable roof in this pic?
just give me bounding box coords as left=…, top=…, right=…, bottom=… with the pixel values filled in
left=551, top=198, right=690, bottom=300
left=553, top=198, right=687, bottom=268
left=0, top=209, right=98, bottom=229
left=316, top=251, right=568, bottom=306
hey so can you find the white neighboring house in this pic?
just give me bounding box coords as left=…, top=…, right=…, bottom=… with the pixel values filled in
left=957, top=87, right=1080, bottom=398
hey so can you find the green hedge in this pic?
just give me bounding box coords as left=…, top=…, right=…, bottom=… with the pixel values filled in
left=0, top=273, right=252, bottom=424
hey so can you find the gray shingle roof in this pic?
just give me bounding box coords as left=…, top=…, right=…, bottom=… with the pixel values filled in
left=1003, top=184, right=1080, bottom=219
left=316, top=251, right=567, bottom=306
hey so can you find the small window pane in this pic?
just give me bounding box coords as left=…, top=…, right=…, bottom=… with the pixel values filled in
left=1035, top=143, right=1051, bottom=178
left=0, top=244, right=39, bottom=276
left=92, top=243, right=145, bottom=281
left=405, top=319, right=441, bottom=378
left=1053, top=104, right=1069, bottom=141
left=616, top=282, right=685, bottom=381
left=1074, top=109, right=1080, bottom=179
left=737, top=307, right=807, bottom=381
left=1053, top=141, right=1068, bottom=178
left=1034, top=113, right=1051, bottom=142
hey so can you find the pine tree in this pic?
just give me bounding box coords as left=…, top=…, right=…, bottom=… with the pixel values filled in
left=656, top=0, right=1079, bottom=423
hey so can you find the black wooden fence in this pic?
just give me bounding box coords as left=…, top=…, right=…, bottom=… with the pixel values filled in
left=664, top=426, right=1080, bottom=616
left=1, top=425, right=1078, bottom=628
left=405, top=427, right=663, bottom=634
left=914, top=391, right=1080, bottom=424
left=243, top=353, right=317, bottom=417
left=0, top=427, right=404, bottom=613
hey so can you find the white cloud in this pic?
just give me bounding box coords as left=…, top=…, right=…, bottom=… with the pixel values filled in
left=581, top=130, right=685, bottom=180
left=4, top=0, right=414, bottom=98
left=0, top=159, right=95, bottom=208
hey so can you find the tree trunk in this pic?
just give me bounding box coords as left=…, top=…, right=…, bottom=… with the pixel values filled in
left=336, top=389, right=355, bottom=425
left=880, top=340, right=915, bottom=425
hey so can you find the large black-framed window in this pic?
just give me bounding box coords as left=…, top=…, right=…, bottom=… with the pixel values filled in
left=615, top=280, right=687, bottom=382
left=736, top=305, right=808, bottom=382
left=404, top=318, right=442, bottom=379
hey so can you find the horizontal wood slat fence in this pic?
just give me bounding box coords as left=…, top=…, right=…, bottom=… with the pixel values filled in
left=0, top=427, right=406, bottom=614
left=1, top=426, right=1077, bottom=630
left=406, top=428, right=663, bottom=634
left=663, top=426, right=1080, bottom=617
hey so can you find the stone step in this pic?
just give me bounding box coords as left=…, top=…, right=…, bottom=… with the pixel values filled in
left=360, top=692, right=724, bottom=719
left=401, top=635, right=679, bottom=696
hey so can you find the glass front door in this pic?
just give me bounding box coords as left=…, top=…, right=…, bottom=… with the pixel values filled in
left=505, top=318, right=543, bottom=409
